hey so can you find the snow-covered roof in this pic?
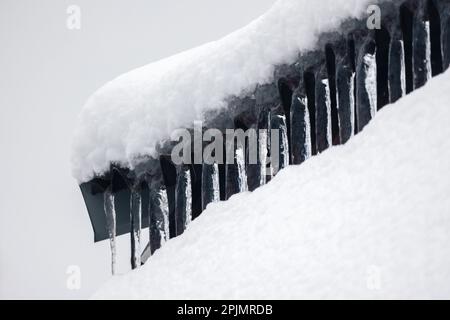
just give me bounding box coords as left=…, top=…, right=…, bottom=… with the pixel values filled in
left=94, top=70, right=450, bottom=299
left=71, top=0, right=385, bottom=183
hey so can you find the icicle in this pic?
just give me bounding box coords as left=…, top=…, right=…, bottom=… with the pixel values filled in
left=158, top=187, right=170, bottom=243
left=201, top=162, right=220, bottom=210
left=356, top=40, right=377, bottom=132
left=270, top=114, right=289, bottom=175
left=103, top=187, right=116, bottom=275
left=175, top=167, right=192, bottom=235
left=141, top=182, right=170, bottom=264
left=389, top=38, right=406, bottom=103
left=323, top=79, right=332, bottom=148
left=130, top=183, right=141, bottom=269
left=291, top=92, right=311, bottom=164
left=303, top=103, right=312, bottom=160
left=258, top=129, right=268, bottom=185
left=253, top=108, right=270, bottom=189
left=413, top=12, right=432, bottom=89
left=184, top=171, right=192, bottom=228
left=235, top=147, right=248, bottom=192
left=280, top=117, right=289, bottom=170
left=364, top=53, right=377, bottom=120
left=149, top=185, right=170, bottom=254
left=425, top=21, right=432, bottom=81
left=212, top=163, right=220, bottom=202
left=442, top=11, right=450, bottom=71
left=400, top=42, right=406, bottom=98
left=337, top=63, right=355, bottom=144
left=225, top=159, right=239, bottom=199
left=258, top=110, right=272, bottom=184
left=349, top=72, right=355, bottom=138
left=225, top=142, right=248, bottom=199
left=315, top=75, right=332, bottom=153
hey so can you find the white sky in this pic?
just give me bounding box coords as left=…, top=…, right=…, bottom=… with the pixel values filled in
left=0, top=0, right=276, bottom=299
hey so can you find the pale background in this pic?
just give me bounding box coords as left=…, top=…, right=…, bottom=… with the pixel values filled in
left=0, top=0, right=276, bottom=299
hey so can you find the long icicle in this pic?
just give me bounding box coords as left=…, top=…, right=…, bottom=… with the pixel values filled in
left=291, top=92, right=312, bottom=164
left=202, top=162, right=220, bottom=210
left=130, top=182, right=141, bottom=269
left=149, top=184, right=170, bottom=255
left=270, top=114, right=289, bottom=175
left=235, top=146, right=248, bottom=192
left=175, top=167, right=192, bottom=235
left=104, top=186, right=116, bottom=275
left=337, top=63, right=356, bottom=144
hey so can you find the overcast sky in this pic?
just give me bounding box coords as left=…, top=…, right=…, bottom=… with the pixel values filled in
left=0, top=0, right=276, bottom=299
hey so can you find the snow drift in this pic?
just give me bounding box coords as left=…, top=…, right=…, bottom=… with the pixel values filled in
left=93, top=70, right=450, bottom=299
left=71, top=0, right=392, bottom=183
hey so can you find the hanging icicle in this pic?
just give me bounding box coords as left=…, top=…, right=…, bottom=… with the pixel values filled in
left=356, top=39, right=377, bottom=132
left=184, top=171, right=192, bottom=228
left=158, top=187, right=170, bottom=243
left=175, top=167, right=192, bottom=236
left=103, top=186, right=117, bottom=275
left=389, top=37, right=406, bottom=103
left=442, top=6, right=450, bottom=71
left=325, top=44, right=340, bottom=146
left=246, top=107, right=269, bottom=191
left=150, top=184, right=170, bottom=252
left=412, top=1, right=432, bottom=90
left=140, top=181, right=170, bottom=265
left=258, top=128, right=268, bottom=186
left=225, top=142, right=247, bottom=199
left=291, top=91, right=311, bottom=164
left=337, top=63, right=355, bottom=144
left=270, top=114, right=289, bottom=175
left=364, top=52, right=377, bottom=120
left=201, top=162, right=220, bottom=210
left=413, top=5, right=432, bottom=90
left=130, top=182, right=142, bottom=269
left=235, top=146, right=248, bottom=192
left=315, top=72, right=332, bottom=153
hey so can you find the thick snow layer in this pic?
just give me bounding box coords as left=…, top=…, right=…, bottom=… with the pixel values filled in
left=94, top=71, right=450, bottom=299
left=71, top=0, right=389, bottom=183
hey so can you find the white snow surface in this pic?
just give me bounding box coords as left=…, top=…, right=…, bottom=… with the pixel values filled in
left=71, top=0, right=389, bottom=183
left=94, top=71, right=450, bottom=299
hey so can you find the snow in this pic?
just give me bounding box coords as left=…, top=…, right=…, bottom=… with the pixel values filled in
left=94, top=70, right=450, bottom=299
left=71, top=0, right=391, bottom=183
